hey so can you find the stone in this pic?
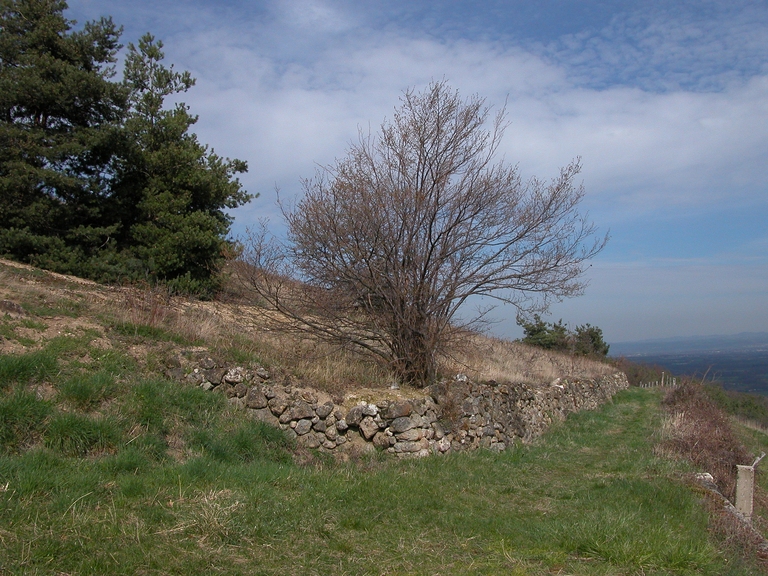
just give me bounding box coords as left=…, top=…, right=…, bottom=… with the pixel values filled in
left=278, top=411, right=293, bottom=424
left=295, top=419, right=312, bottom=436
left=437, top=437, right=451, bottom=453
left=224, top=367, right=245, bottom=384
left=372, top=431, right=391, bottom=450
left=199, top=357, right=216, bottom=370
left=248, top=408, right=279, bottom=427
left=313, top=419, right=327, bottom=433
left=299, top=433, right=321, bottom=448
left=203, top=368, right=227, bottom=385
left=424, top=410, right=438, bottom=424
left=254, top=367, right=270, bottom=380
left=390, top=416, right=415, bottom=434
left=290, top=401, right=315, bottom=421
left=346, top=405, right=365, bottom=427
left=325, top=426, right=338, bottom=441
left=395, top=428, right=423, bottom=442
left=222, top=384, right=237, bottom=398
left=245, top=387, right=268, bottom=409
left=384, top=400, right=412, bottom=419
left=335, top=419, right=348, bottom=432
left=199, top=381, right=215, bottom=391
left=268, top=394, right=290, bottom=415
left=322, top=440, right=337, bottom=450
left=393, top=441, right=422, bottom=453
left=359, top=416, right=378, bottom=440
left=233, top=382, right=248, bottom=398
left=315, top=402, right=334, bottom=419
left=362, top=403, right=378, bottom=417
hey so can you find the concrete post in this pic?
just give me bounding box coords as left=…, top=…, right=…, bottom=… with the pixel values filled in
left=735, top=452, right=766, bottom=523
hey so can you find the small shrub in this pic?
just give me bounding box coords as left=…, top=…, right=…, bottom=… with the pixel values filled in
left=45, top=413, right=121, bottom=456
left=0, top=388, right=52, bottom=453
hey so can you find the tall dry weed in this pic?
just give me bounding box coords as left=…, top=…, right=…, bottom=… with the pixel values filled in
left=659, top=381, right=753, bottom=500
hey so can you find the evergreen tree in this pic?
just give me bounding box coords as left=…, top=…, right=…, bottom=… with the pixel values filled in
left=518, top=315, right=610, bottom=357
left=574, top=323, right=610, bottom=356
left=0, top=0, right=126, bottom=273
left=109, top=34, right=250, bottom=295
left=0, top=2, right=252, bottom=295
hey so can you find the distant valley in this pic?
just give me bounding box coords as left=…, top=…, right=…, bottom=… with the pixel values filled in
left=611, top=332, right=768, bottom=394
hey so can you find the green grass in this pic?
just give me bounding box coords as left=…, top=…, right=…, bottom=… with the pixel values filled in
left=110, top=320, right=196, bottom=345
left=21, top=297, right=85, bottom=318
left=0, top=349, right=58, bottom=388
left=59, top=371, right=117, bottom=409
left=0, top=388, right=52, bottom=453
left=44, top=412, right=122, bottom=456
left=1, top=380, right=762, bottom=575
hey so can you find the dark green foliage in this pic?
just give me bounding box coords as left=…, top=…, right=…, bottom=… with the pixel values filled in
left=518, top=314, right=610, bottom=356
left=0, top=0, right=126, bottom=272
left=0, top=1, right=252, bottom=295
left=106, top=34, right=251, bottom=296
left=518, top=314, right=570, bottom=350
left=44, top=412, right=121, bottom=456
left=0, top=387, right=52, bottom=452
left=573, top=323, right=610, bottom=356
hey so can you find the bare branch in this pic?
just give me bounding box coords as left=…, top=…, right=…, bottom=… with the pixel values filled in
left=240, top=80, right=606, bottom=386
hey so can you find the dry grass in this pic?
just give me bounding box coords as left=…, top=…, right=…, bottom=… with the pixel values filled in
left=441, top=332, right=615, bottom=385
left=0, top=258, right=616, bottom=395
left=659, top=381, right=754, bottom=500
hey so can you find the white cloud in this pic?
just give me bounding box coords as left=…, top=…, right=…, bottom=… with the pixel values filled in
left=63, top=0, right=768, bottom=340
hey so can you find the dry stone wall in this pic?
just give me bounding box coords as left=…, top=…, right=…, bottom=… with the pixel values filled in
left=179, top=355, right=628, bottom=457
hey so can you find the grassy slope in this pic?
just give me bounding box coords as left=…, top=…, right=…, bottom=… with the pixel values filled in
left=1, top=261, right=767, bottom=574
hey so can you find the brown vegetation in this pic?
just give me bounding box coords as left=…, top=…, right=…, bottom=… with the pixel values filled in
left=0, top=258, right=612, bottom=397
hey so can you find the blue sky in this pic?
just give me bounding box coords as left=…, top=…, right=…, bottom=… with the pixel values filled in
left=67, top=0, right=768, bottom=344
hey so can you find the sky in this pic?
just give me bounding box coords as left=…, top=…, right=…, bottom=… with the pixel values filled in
left=66, top=0, right=768, bottom=344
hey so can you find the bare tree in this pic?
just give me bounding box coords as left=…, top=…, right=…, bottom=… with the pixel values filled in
left=241, top=80, right=606, bottom=386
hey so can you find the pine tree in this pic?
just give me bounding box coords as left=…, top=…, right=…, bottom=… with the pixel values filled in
left=110, top=34, right=250, bottom=295
left=0, top=0, right=126, bottom=273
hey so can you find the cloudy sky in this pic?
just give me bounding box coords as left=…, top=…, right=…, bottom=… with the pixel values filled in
left=67, top=0, right=768, bottom=344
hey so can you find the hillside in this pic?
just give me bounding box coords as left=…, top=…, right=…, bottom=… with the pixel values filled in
left=2, top=259, right=768, bottom=574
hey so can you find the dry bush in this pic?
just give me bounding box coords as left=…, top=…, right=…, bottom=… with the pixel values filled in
left=660, top=380, right=753, bottom=500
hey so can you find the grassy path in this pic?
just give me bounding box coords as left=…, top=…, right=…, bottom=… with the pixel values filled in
left=0, top=387, right=759, bottom=575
